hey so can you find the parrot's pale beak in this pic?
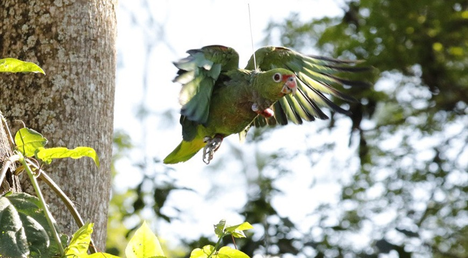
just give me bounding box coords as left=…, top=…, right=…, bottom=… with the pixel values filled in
left=281, top=76, right=297, bottom=95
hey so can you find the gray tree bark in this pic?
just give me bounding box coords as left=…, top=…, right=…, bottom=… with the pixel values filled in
left=0, top=113, right=20, bottom=194
left=0, top=0, right=117, bottom=250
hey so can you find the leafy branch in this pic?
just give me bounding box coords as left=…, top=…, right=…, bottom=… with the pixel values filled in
left=0, top=58, right=257, bottom=258
left=190, top=219, right=252, bottom=258
left=0, top=58, right=100, bottom=257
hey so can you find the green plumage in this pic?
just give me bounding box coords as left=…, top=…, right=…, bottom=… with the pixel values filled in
left=164, top=68, right=294, bottom=164
left=164, top=45, right=368, bottom=164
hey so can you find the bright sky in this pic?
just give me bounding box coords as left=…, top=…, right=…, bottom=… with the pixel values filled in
left=114, top=0, right=354, bottom=253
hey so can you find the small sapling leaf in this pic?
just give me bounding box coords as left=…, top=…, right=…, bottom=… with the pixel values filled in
left=225, top=222, right=253, bottom=238
left=37, top=146, right=100, bottom=167
left=214, top=219, right=227, bottom=238
left=125, top=221, right=166, bottom=258
left=218, top=246, right=249, bottom=258
left=64, top=222, right=93, bottom=256
left=0, top=58, right=45, bottom=74
left=14, top=127, right=47, bottom=157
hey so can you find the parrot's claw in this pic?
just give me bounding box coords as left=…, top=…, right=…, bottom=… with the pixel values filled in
left=203, top=135, right=224, bottom=164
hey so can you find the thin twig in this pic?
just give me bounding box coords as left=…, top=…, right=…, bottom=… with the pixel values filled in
left=0, top=112, right=15, bottom=146
left=0, top=114, right=16, bottom=188
left=0, top=155, right=19, bottom=190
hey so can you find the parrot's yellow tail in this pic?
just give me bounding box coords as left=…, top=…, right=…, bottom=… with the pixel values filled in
left=163, top=139, right=206, bottom=164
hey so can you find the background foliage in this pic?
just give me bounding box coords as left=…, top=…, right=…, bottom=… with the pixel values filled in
left=262, top=1, right=468, bottom=256
left=108, top=1, right=468, bottom=257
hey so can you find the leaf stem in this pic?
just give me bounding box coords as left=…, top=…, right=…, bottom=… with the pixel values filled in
left=26, top=159, right=98, bottom=254
left=207, top=232, right=226, bottom=258
left=19, top=153, right=64, bottom=256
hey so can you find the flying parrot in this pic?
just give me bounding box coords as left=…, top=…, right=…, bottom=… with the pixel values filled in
left=163, top=45, right=367, bottom=164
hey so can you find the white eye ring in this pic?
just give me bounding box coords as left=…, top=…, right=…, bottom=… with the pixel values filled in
left=272, top=73, right=282, bottom=82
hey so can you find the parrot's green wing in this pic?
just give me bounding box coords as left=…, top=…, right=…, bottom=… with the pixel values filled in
left=245, top=46, right=369, bottom=127
left=174, top=45, right=239, bottom=128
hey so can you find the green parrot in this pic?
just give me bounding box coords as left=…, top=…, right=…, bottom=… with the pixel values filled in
left=163, top=45, right=367, bottom=164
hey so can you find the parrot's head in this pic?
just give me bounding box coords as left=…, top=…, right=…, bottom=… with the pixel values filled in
left=256, top=69, right=297, bottom=99
left=279, top=73, right=297, bottom=95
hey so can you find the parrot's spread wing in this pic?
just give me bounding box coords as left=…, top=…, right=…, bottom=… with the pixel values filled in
left=245, top=46, right=369, bottom=127
left=174, top=45, right=239, bottom=126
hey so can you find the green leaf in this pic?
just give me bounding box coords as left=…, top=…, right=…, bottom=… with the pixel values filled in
left=218, top=246, right=249, bottom=258
left=214, top=219, right=227, bottom=238
left=125, top=221, right=166, bottom=258
left=203, top=245, right=215, bottom=256
left=14, top=127, right=100, bottom=166
left=86, top=252, right=122, bottom=258
left=214, top=220, right=253, bottom=238
left=0, top=193, right=55, bottom=258
left=190, top=248, right=208, bottom=258
left=36, top=146, right=100, bottom=167
left=0, top=58, right=45, bottom=74
left=189, top=245, right=215, bottom=258
left=224, top=222, right=253, bottom=238
left=14, top=128, right=47, bottom=157
left=189, top=248, right=207, bottom=258
left=64, top=222, right=93, bottom=256
left=190, top=246, right=249, bottom=258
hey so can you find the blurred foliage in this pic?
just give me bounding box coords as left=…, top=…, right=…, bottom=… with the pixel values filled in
left=107, top=130, right=189, bottom=257
left=109, top=0, right=467, bottom=257
left=258, top=0, right=468, bottom=257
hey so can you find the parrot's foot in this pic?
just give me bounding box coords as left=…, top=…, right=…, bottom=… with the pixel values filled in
left=202, top=134, right=224, bottom=164
left=252, top=103, right=274, bottom=118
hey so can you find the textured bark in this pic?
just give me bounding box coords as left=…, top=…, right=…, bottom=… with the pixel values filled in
left=0, top=0, right=117, bottom=249
left=0, top=114, right=20, bottom=194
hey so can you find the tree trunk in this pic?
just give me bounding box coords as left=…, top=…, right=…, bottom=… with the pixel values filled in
left=0, top=0, right=117, bottom=250
left=0, top=113, right=20, bottom=194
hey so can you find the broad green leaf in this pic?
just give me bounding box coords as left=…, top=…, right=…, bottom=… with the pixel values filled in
left=218, top=246, right=249, bottom=258
left=37, top=146, right=100, bottom=167
left=190, top=248, right=208, bottom=258
left=14, top=127, right=100, bottom=166
left=189, top=245, right=215, bottom=258
left=125, top=221, right=166, bottom=258
left=202, top=245, right=215, bottom=256
left=86, top=252, right=121, bottom=258
left=224, top=222, right=253, bottom=238
left=64, top=222, right=93, bottom=256
left=0, top=58, right=45, bottom=74
left=214, top=219, right=227, bottom=238
left=14, top=128, right=47, bottom=157
left=190, top=246, right=248, bottom=258
left=0, top=193, right=54, bottom=257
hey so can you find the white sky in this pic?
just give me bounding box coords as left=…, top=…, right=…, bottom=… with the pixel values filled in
left=113, top=0, right=353, bottom=252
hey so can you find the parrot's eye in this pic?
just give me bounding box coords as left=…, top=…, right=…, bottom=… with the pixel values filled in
left=272, top=73, right=282, bottom=82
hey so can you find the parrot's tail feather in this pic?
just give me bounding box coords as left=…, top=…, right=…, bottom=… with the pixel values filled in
left=163, top=139, right=206, bottom=164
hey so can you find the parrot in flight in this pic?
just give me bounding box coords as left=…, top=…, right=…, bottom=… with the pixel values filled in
left=163, top=45, right=367, bottom=164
